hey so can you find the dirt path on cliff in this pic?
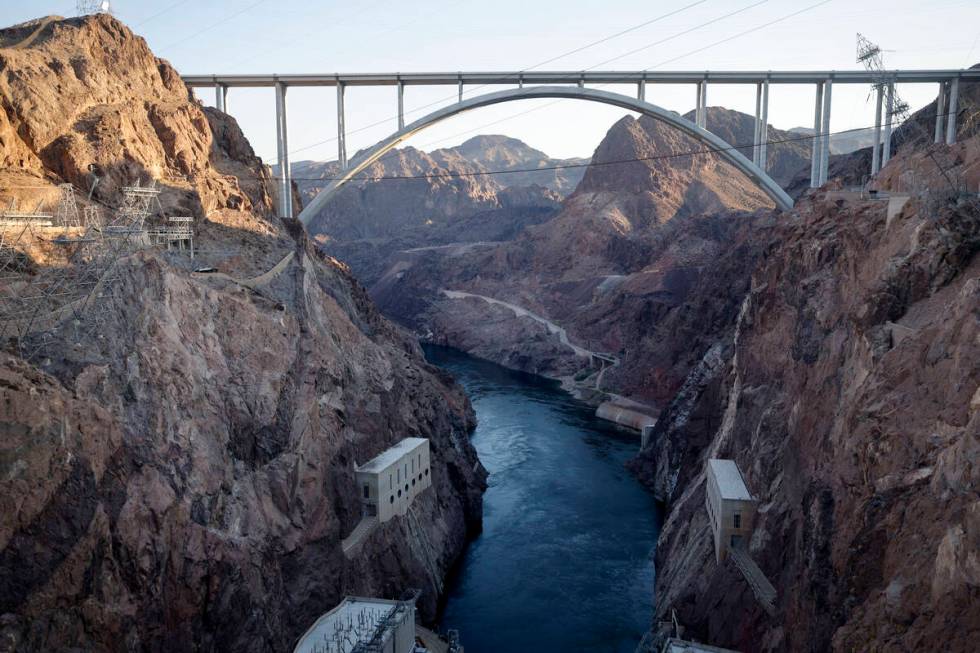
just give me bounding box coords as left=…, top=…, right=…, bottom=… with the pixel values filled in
left=440, top=289, right=595, bottom=358
left=1, top=17, right=56, bottom=50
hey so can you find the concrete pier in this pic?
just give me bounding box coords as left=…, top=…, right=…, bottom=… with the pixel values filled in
left=397, top=79, right=405, bottom=129
left=274, top=81, right=292, bottom=218
left=753, top=82, right=762, bottom=166
left=819, top=78, right=832, bottom=186
left=758, top=79, right=769, bottom=171
left=882, top=81, right=895, bottom=166
left=946, top=77, right=959, bottom=144
left=810, top=82, right=823, bottom=187
left=935, top=81, right=947, bottom=144
left=871, top=84, right=883, bottom=175
left=337, top=81, right=347, bottom=170
left=214, top=83, right=227, bottom=113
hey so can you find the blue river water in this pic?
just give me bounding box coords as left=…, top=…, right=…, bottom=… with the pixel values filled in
left=425, top=345, right=661, bottom=653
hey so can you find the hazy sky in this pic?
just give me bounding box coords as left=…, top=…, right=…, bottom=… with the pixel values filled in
left=8, top=1, right=980, bottom=163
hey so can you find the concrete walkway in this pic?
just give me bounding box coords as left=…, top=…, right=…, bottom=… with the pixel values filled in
left=340, top=515, right=378, bottom=558
left=415, top=625, right=449, bottom=653
left=730, top=545, right=777, bottom=616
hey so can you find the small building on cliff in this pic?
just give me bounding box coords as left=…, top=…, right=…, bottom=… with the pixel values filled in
left=356, top=437, right=432, bottom=523
left=705, top=459, right=757, bottom=562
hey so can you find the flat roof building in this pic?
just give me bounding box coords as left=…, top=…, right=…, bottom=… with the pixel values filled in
left=705, top=459, right=757, bottom=562
left=356, top=438, right=431, bottom=524
left=292, top=596, right=417, bottom=653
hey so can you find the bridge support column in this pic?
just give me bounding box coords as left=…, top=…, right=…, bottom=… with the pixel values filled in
left=759, top=80, right=769, bottom=172
left=458, top=76, right=463, bottom=103
left=882, top=82, right=895, bottom=166
left=934, top=81, right=947, bottom=144
left=871, top=84, right=883, bottom=176
left=946, top=77, right=959, bottom=144
left=695, top=81, right=707, bottom=128
left=810, top=82, right=823, bottom=187
left=637, top=80, right=645, bottom=102
left=753, top=82, right=762, bottom=166
left=274, top=81, right=292, bottom=218
left=397, top=80, right=405, bottom=130
left=215, top=84, right=227, bottom=113
left=337, top=82, right=347, bottom=170
left=819, top=78, right=832, bottom=186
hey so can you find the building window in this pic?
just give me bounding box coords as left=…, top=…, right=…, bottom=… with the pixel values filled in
left=398, top=489, right=402, bottom=498
left=404, top=484, right=409, bottom=493
left=411, top=459, right=415, bottom=473
left=418, top=474, right=423, bottom=481
left=390, top=496, right=394, bottom=504
left=412, top=479, right=416, bottom=486
left=389, top=474, right=392, bottom=490
left=397, top=468, right=400, bottom=483
left=425, top=468, right=429, bottom=476
left=363, top=485, right=370, bottom=499
left=733, top=513, right=741, bottom=529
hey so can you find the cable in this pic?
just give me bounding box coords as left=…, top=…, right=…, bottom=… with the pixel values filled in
left=252, top=0, right=721, bottom=161
left=652, top=0, right=833, bottom=68
left=158, top=0, right=268, bottom=53
left=415, top=0, right=827, bottom=151
left=252, top=107, right=960, bottom=184
left=133, top=0, right=193, bottom=28
left=217, top=0, right=395, bottom=71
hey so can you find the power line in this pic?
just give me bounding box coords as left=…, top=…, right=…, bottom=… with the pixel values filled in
left=159, top=0, right=268, bottom=53
left=415, top=0, right=828, bottom=151
left=133, top=0, right=193, bottom=28
left=653, top=0, right=833, bottom=68
left=260, top=107, right=958, bottom=184
left=252, top=0, right=720, bottom=161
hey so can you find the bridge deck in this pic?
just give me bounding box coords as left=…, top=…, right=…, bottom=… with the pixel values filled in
left=183, top=69, right=980, bottom=88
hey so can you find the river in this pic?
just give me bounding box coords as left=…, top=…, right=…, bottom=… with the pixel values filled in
left=425, top=345, right=661, bottom=653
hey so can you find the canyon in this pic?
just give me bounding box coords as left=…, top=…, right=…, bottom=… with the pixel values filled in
left=0, top=8, right=977, bottom=653
left=0, top=14, right=485, bottom=652
left=305, top=67, right=980, bottom=651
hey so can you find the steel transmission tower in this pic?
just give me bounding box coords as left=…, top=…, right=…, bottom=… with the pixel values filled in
left=77, top=1, right=111, bottom=15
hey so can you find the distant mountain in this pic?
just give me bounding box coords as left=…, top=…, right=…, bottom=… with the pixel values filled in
left=681, top=107, right=810, bottom=186
left=291, top=134, right=587, bottom=239
left=431, top=135, right=589, bottom=195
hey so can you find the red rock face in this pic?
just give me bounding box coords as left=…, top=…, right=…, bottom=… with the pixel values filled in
left=297, top=135, right=580, bottom=245
left=634, top=137, right=979, bottom=652
left=0, top=14, right=277, bottom=221
left=0, top=14, right=486, bottom=652
left=373, top=113, right=777, bottom=398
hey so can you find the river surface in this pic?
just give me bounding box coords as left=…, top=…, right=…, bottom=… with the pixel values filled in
left=425, top=346, right=661, bottom=653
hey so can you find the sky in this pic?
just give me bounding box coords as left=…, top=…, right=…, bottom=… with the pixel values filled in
left=7, top=1, right=980, bottom=163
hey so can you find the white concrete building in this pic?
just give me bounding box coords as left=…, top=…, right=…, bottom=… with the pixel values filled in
left=356, top=438, right=431, bottom=523
left=292, top=596, right=416, bottom=653
left=705, top=459, right=757, bottom=562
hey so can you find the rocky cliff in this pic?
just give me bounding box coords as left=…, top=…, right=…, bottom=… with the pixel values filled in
left=371, top=113, right=777, bottom=404
left=632, top=130, right=979, bottom=651
left=0, top=14, right=485, bottom=652
left=682, top=107, right=810, bottom=186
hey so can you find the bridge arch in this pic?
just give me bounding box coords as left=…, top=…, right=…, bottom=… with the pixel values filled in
left=297, top=86, right=794, bottom=225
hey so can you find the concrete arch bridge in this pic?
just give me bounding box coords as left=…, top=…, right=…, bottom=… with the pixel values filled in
left=180, top=69, right=978, bottom=221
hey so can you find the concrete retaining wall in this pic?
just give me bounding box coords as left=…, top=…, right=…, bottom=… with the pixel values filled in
left=595, top=401, right=657, bottom=431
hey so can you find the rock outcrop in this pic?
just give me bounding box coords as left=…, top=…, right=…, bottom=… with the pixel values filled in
left=372, top=113, right=777, bottom=400
left=296, top=135, right=586, bottom=285
left=682, top=107, right=810, bottom=186
left=633, top=133, right=979, bottom=651
left=0, top=14, right=485, bottom=652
